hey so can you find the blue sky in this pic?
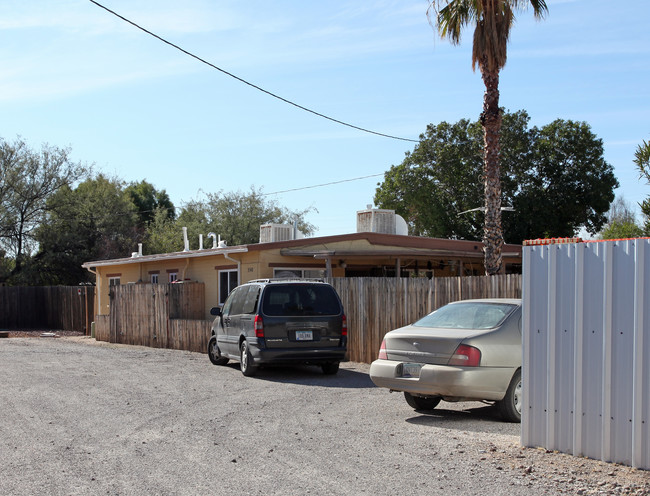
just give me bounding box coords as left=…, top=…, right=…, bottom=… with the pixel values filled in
left=1, top=0, right=648, bottom=239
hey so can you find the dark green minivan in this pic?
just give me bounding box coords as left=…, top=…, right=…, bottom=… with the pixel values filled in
left=207, top=279, right=347, bottom=376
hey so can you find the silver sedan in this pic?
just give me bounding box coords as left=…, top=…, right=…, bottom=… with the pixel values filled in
left=369, top=298, right=522, bottom=422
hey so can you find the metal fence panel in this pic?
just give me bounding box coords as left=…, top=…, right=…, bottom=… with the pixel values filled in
left=522, top=239, right=650, bottom=470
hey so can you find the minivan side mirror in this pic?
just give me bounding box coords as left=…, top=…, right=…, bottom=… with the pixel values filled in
left=210, top=307, right=222, bottom=316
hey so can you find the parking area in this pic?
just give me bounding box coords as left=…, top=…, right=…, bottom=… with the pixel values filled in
left=1, top=337, right=647, bottom=495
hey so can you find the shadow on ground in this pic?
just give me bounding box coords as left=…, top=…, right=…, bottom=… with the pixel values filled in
left=219, top=361, right=375, bottom=389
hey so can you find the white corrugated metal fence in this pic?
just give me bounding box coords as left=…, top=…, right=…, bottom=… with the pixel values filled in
left=522, top=238, right=650, bottom=470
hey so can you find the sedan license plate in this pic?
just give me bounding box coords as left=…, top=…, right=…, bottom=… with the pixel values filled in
left=295, top=330, right=313, bottom=341
left=401, top=362, right=423, bottom=378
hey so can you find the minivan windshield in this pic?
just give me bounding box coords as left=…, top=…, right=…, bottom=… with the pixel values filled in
left=413, top=302, right=517, bottom=330
left=262, top=284, right=341, bottom=316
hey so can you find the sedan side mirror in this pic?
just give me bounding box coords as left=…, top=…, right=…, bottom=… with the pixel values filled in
left=210, top=307, right=222, bottom=316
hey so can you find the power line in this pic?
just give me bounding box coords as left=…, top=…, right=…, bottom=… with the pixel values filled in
left=262, top=173, right=384, bottom=196
left=88, top=0, right=419, bottom=143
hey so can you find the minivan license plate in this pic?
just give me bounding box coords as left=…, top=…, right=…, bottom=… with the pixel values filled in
left=295, top=330, right=313, bottom=341
left=401, top=363, right=423, bottom=378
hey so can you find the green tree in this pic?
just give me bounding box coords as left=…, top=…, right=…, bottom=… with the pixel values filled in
left=598, top=197, right=643, bottom=240
left=143, top=207, right=187, bottom=255
left=202, top=187, right=315, bottom=247
left=125, top=180, right=176, bottom=226
left=144, top=187, right=316, bottom=254
left=0, top=137, right=89, bottom=281
left=31, top=174, right=139, bottom=285
left=635, top=139, right=650, bottom=234
left=375, top=111, right=618, bottom=244
left=428, top=0, right=548, bottom=274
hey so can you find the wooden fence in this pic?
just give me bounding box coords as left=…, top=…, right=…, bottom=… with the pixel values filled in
left=95, top=283, right=208, bottom=352
left=92, top=275, right=521, bottom=363
left=328, top=275, right=522, bottom=363
left=0, top=286, right=94, bottom=333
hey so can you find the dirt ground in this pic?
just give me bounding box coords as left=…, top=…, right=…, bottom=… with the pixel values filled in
left=1, top=335, right=649, bottom=495
left=3, top=329, right=85, bottom=338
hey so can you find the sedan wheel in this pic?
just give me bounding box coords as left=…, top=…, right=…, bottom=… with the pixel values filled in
left=497, top=368, right=522, bottom=422
left=404, top=392, right=441, bottom=411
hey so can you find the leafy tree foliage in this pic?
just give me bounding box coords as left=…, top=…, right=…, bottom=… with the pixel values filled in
left=1, top=137, right=316, bottom=284
left=635, top=139, right=650, bottom=234
left=145, top=187, right=316, bottom=254
left=125, top=180, right=176, bottom=226
left=0, top=137, right=89, bottom=282
left=598, top=197, right=643, bottom=240
left=30, top=175, right=140, bottom=285
left=428, top=0, right=548, bottom=274
left=375, top=111, right=618, bottom=244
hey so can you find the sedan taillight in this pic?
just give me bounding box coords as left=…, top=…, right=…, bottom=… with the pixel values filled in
left=448, top=344, right=481, bottom=367
left=254, top=315, right=264, bottom=338
left=377, top=339, right=388, bottom=360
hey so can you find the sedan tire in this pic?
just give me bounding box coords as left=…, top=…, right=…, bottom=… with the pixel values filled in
left=496, top=368, right=522, bottom=423
left=404, top=392, right=441, bottom=411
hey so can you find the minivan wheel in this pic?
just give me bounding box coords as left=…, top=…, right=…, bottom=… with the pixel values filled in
left=496, top=368, right=522, bottom=423
left=321, top=362, right=340, bottom=375
left=208, top=336, right=229, bottom=366
left=404, top=392, right=441, bottom=411
left=239, top=340, right=258, bottom=377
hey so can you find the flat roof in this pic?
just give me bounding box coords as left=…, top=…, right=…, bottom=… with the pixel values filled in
left=82, top=232, right=521, bottom=268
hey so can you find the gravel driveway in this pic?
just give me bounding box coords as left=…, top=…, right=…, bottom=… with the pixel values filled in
left=1, top=337, right=648, bottom=495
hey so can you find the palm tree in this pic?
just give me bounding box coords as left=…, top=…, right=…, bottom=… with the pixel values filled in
left=428, top=0, right=548, bottom=274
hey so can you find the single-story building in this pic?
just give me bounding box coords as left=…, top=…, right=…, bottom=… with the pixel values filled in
left=82, top=209, right=522, bottom=319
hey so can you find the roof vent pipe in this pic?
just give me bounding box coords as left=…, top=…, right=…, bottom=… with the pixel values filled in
left=182, top=227, right=190, bottom=252
left=138, top=243, right=142, bottom=257
left=207, top=232, right=217, bottom=249
left=199, top=234, right=204, bottom=250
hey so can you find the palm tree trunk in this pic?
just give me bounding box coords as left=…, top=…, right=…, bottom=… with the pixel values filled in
left=480, top=67, right=504, bottom=275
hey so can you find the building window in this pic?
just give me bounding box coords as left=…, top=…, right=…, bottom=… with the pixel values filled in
left=169, top=272, right=178, bottom=283
left=218, top=269, right=239, bottom=305
left=273, top=268, right=325, bottom=279
left=108, top=277, right=121, bottom=286
left=150, top=274, right=159, bottom=284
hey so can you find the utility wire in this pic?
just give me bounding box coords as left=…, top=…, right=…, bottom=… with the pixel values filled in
left=88, top=0, right=419, bottom=143
left=262, top=173, right=384, bottom=196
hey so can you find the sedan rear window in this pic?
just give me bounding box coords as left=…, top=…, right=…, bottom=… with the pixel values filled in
left=413, top=302, right=517, bottom=330
left=262, top=284, right=341, bottom=316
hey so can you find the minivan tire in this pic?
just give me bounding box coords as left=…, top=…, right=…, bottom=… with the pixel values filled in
left=208, top=336, right=229, bottom=366
left=239, top=340, right=258, bottom=377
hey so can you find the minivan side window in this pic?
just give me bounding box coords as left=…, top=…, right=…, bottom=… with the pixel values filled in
left=241, top=286, right=260, bottom=315
left=221, top=287, right=239, bottom=317
left=226, top=287, right=246, bottom=316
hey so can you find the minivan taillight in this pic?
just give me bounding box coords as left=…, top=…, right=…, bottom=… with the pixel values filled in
left=448, top=344, right=481, bottom=367
left=377, top=339, right=388, bottom=360
left=341, top=314, right=348, bottom=336
left=254, top=315, right=264, bottom=338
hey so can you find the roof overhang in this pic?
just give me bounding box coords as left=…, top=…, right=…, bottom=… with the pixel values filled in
left=81, top=246, right=248, bottom=269
left=281, top=248, right=521, bottom=260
